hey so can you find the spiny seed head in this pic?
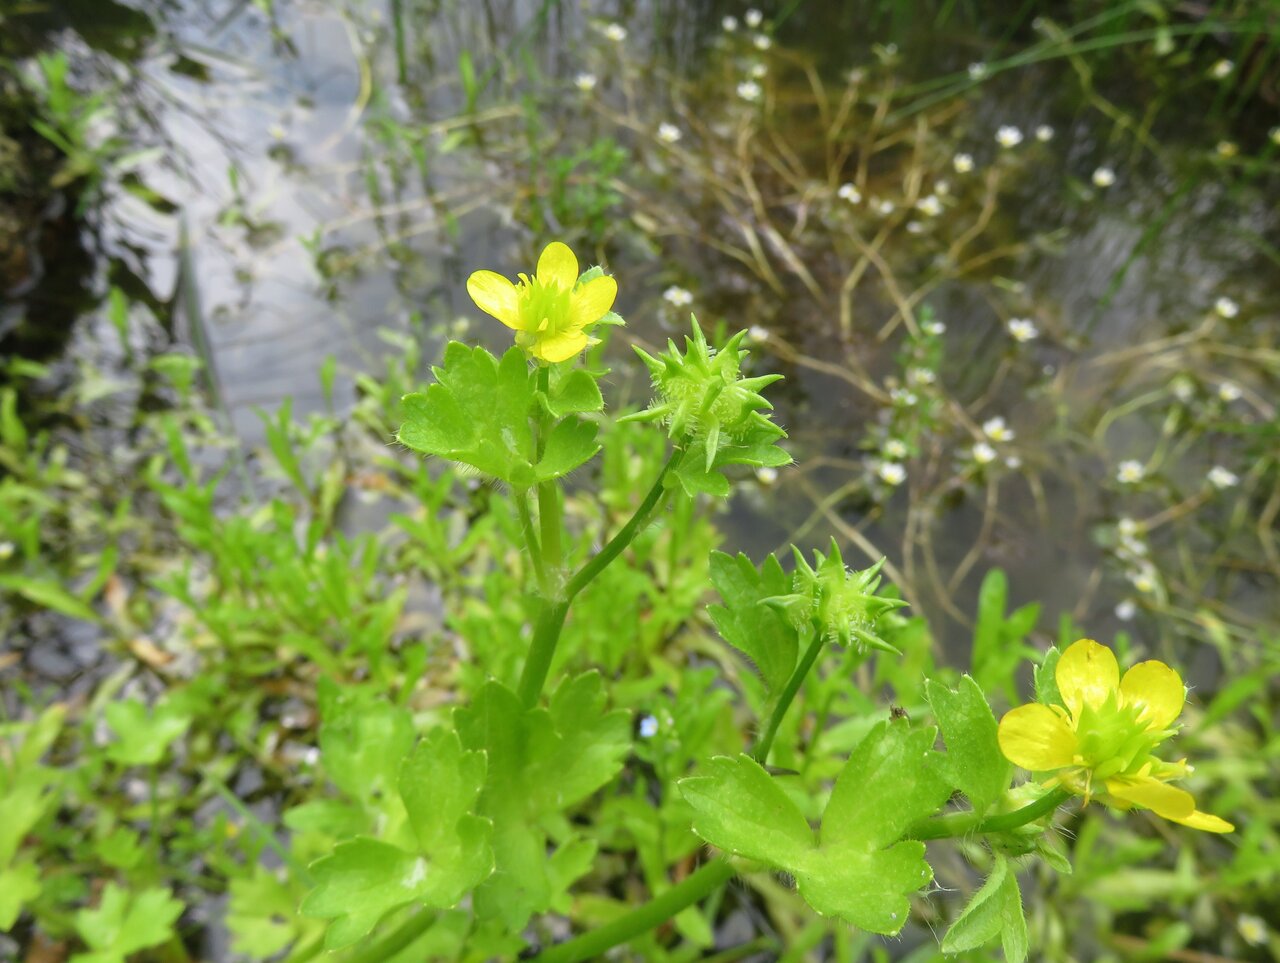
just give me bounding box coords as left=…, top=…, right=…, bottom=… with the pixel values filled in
left=622, top=317, right=785, bottom=469
left=764, top=539, right=908, bottom=654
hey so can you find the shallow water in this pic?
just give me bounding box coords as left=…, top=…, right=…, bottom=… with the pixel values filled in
left=6, top=0, right=1278, bottom=664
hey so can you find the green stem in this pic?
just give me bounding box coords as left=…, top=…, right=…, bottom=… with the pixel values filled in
left=516, top=449, right=682, bottom=708
left=752, top=627, right=825, bottom=765
left=516, top=491, right=549, bottom=596
left=535, top=366, right=563, bottom=577
left=907, top=787, right=1074, bottom=840
left=531, top=859, right=735, bottom=963
left=341, top=906, right=438, bottom=963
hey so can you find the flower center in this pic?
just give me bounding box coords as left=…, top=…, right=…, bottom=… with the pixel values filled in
left=517, top=274, right=573, bottom=337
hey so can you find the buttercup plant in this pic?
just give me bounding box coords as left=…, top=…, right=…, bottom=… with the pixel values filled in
left=283, top=243, right=1238, bottom=962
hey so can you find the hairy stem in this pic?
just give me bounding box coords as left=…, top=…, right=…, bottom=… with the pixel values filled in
left=752, top=627, right=824, bottom=765
left=907, top=787, right=1074, bottom=840
left=516, top=449, right=682, bottom=708
left=530, top=859, right=735, bottom=963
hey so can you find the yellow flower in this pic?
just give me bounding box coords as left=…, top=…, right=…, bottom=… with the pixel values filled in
left=998, top=639, right=1233, bottom=833
left=466, top=242, right=618, bottom=363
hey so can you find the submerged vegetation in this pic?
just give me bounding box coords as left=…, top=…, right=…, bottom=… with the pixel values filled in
left=2, top=1, right=1278, bottom=961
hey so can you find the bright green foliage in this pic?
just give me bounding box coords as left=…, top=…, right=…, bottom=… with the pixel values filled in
left=972, top=569, right=1041, bottom=701
left=0, top=708, right=64, bottom=930
left=454, top=673, right=630, bottom=930
left=622, top=319, right=789, bottom=495
left=70, top=884, right=184, bottom=963
left=766, top=542, right=907, bottom=654
left=303, top=729, right=493, bottom=949
left=317, top=680, right=415, bottom=814
left=707, top=551, right=798, bottom=697
left=226, top=866, right=310, bottom=958
left=925, top=676, right=1012, bottom=816
left=103, top=697, right=191, bottom=766
left=941, top=854, right=1029, bottom=962
left=681, top=720, right=951, bottom=934
left=398, top=343, right=600, bottom=489
left=542, top=366, right=605, bottom=417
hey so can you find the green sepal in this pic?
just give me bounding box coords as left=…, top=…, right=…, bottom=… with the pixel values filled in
left=940, top=854, right=1029, bottom=963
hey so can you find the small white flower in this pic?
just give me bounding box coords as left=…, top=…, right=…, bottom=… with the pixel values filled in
left=1214, top=296, right=1239, bottom=318
left=905, top=220, right=924, bottom=235
left=1116, top=460, right=1145, bottom=484
left=996, top=125, right=1023, bottom=148
left=662, top=285, right=693, bottom=307
left=1120, top=535, right=1149, bottom=558
left=968, top=62, right=988, bottom=80
left=847, top=67, right=866, bottom=84
left=750, top=62, right=768, bottom=78
left=1092, top=166, right=1116, bottom=188
left=837, top=182, right=862, bottom=203
left=657, top=122, right=682, bottom=144
left=746, top=324, right=769, bottom=343
left=1129, top=567, right=1158, bottom=594
left=908, top=367, right=936, bottom=386
left=0, top=541, right=13, bottom=561
left=638, top=714, right=659, bottom=738
left=953, top=152, right=975, bottom=174
left=1271, top=126, right=1280, bottom=146
left=878, top=462, right=907, bottom=486
left=890, top=387, right=918, bottom=406
left=1218, top=381, right=1242, bottom=402
left=737, top=80, right=762, bottom=102
left=1004, top=455, right=1022, bottom=469
left=1115, top=599, right=1137, bottom=621
left=1007, top=318, right=1039, bottom=342
left=755, top=465, right=779, bottom=485
left=1238, top=914, right=1268, bottom=947
left=745, top=9, right=763, bottom=28
left=753, top=34, right=772, bottom=50
left=1217, top=140, right=1238, bottom=158
left=1207, top=465, right=1239, bottom=490
left=1117, top=517, right=1141, bottom=539
left=1035, top=124, right=1054, bottom=142
left=722, top=15, right=739, bottom=31
left=934, top=178, right=951, bottom=196
left=1209, top=59, right=1234, bottom=79
left=982, top=416, right=1014, bottom=442
left=972, top=442, right=998, bottom=465
left=602, top=23, right=627, bottom=42
left=1170, top=376, right=1195, bottom=402
left=925, top=320, right=946, bottom=336
left=916, top=194, right=942, bottom=216
left=303, top=746, right=321, bottom=766
left=574, top=72, right=597, bottom=92
left=875, top=198, right=896, bottom=215
left=884, top=439, right=909, bottom=460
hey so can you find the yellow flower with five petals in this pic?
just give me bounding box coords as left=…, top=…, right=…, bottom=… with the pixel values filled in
left=998, top=639, right=1233, bottom=833
left=466, top=242, right=618, bottom=363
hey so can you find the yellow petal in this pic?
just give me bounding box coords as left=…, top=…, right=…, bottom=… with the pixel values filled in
left=998, top=703, right=1077, bottom=771
left=1120, top=660, right=1184, bottom=731
left=535, top=331, right=590, bottom=363
left=1168, top=809, right=1234, bottom=833
left=1056, top=639, right=1119, bottom=716
left=467, top=271, right=520, bottom=328
left=568, top=275, right=618, bottom=328
left=536, top=242, right=579, bottom=289
left=1105, top=775, right=1194, bottom=820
